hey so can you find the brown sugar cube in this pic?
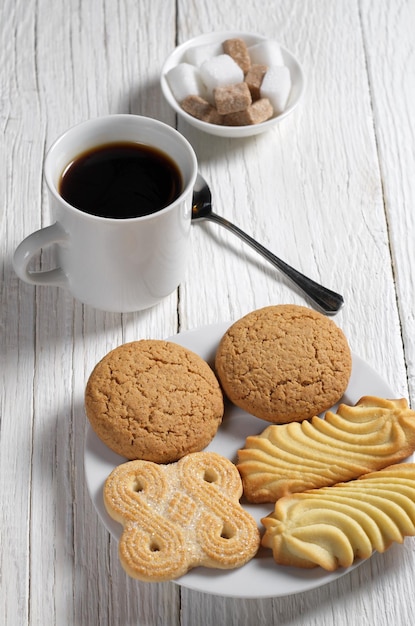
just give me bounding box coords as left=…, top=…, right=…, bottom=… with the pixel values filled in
left=223, top=38, right=251, bottom=73
left=223, top=98, right=274, bottom=126
left=213, top=82, right=252, bottom=115
left=181, top=95, right=223, bottom=125
left=245, top=64, right=268, bottom=100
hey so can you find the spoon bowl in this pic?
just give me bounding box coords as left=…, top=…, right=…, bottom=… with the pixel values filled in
left=192, top=173, right=344, bottom=315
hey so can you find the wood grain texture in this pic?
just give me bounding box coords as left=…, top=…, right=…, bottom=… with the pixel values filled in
left=1, top=0, right=415, bottom=624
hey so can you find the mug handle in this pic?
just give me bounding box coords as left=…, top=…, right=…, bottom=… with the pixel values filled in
left=13, top=222, right=69, bottom=287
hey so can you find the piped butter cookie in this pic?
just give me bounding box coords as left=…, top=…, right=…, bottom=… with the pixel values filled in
left=215, top=305, right=352, bottom=424
left=238, top=396, right=415, bottom=502
left=85, top=340, right=224, bottom=463
left=261, top=462, right=415, bottom=570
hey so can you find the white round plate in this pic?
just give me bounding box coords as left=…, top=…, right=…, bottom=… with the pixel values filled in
left=160, top=31, right=305, bottom=138
left=84, top=322, right=406, bottom=598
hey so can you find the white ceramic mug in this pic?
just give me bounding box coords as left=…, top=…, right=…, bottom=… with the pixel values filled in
left=13, top=114, right=198, bottom=312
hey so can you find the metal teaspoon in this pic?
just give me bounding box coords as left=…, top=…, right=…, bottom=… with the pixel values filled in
left=191, top=173, right=344, bottom=315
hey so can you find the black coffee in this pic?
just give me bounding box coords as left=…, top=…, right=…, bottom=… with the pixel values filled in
left=59, top=141, right=183, bottom=218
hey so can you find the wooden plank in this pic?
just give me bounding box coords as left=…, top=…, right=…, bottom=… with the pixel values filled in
left=360, top=0, right=415, bottom=402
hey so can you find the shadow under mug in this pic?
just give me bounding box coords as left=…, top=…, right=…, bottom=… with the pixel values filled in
left=13, top=114, right=198, bottom=312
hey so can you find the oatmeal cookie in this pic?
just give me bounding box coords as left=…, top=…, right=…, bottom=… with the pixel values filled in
left=215, top=305, right=352, bottom=423
left=85, top=340, right=224, bottom=463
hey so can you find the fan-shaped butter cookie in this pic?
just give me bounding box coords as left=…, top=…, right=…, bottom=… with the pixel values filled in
left=261, top=462, right=415, bottom=570
left=104, top=451, right=260, bottom=581
left=215, top=305, right=351, bottom=424
left=85, top=340, right=224, bottom=463
left=237, top=397, right=415, bottom=502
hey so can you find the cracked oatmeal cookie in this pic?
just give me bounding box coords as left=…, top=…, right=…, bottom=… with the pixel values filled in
left=85, top=340, right=224, bottom=463
left=215, top=305, right=351, bottom=423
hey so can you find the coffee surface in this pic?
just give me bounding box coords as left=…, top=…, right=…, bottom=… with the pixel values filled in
left=59, top=142, right=182, bottom=218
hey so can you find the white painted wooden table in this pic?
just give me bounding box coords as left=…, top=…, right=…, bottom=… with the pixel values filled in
left=2, top=1, right=415, bottom=624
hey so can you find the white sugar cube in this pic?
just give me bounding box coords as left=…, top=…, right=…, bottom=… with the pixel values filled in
left=166, top=63, right=206, bottom=102
left=200, top=54, right=244, bottom=93
left=248, top=40, right=284, bottom=67
left=184, top=42, right=223, bottom=66
left=260, top=65, right=292, bottom=114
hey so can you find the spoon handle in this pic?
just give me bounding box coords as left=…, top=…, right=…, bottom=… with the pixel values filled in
left=205, top=212, right=344, bottom=315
